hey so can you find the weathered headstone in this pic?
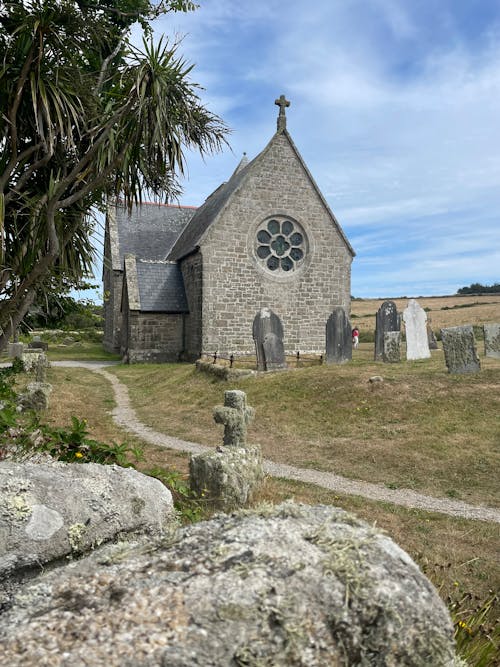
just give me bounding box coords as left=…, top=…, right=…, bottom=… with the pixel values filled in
left=441, top=325, right=480, bottom=374
left=190, top=390, right=262, bottom=510
left=253, top=307, right=286, bottom=370
left=402, top=299, right=431, bottom=360
left=213, top=389, right=255, bottom=447
left=484, top=323, right=500, bottom=358
left=325, top=306, right=352, bottom=364
left=383, top=331, right=401, bottom=363
left=262, top=332, right=286, bottom=370
left=374, top=301, right=399, bottom=360
left=427, top=326, right=438, bottom=350
left=27, top=340, right=49, bottom=351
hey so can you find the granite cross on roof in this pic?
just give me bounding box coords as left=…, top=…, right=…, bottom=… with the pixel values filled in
left=275, top=94, right=290, bottom=132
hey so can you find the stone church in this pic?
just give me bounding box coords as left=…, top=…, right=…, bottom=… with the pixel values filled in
left=103, top=96, right=355, bottom=363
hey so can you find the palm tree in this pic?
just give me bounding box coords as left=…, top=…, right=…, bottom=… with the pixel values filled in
left=0, top=0, right=228, bottom=351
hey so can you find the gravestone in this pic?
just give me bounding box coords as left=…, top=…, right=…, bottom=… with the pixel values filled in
left=27, top=340, right=49, bottom=351
left=374, top=301, right=399, bottom=360
left=441, top=325, right=480, bottom=374
left=383, top=331, right=401, bottom=363
left=402, top=299, right=431, bottom=360
left=190, top=390, right=262, bottom=510
left=213, top=390, right=255, bottom=447
left=325, top=307, right=352, bottom=364
left=484, top=323, right=500, bottom=358
left=253, top=307, right=286, bottom=371
left=427, top=326, right=438, bottom=350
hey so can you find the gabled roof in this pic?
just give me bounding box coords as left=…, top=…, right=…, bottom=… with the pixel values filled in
left=167, top=158, right=253, bottom=261
left=111, top=202, right=196, bottom=270
left=124, top=256, right=189, bottom=313
left=167, top=129, right=355, bottom=261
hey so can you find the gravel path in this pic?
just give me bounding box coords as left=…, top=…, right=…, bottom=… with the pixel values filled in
left=54, top=361, right=500, bottom=523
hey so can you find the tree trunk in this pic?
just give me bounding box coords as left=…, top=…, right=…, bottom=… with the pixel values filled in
left=0, top=287, right=36, bottom=353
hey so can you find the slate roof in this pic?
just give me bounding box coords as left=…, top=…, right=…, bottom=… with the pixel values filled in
left=114, top=202, right=196, bottom=269
left=135, top=260, right=189, bottom=313
left=167, top=158, right=253, bottom=261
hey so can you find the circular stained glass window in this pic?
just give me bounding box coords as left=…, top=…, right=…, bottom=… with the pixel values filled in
left=255, top=218, right=307, bottom=273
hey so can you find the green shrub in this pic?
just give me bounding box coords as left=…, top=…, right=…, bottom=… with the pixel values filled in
left=147, top=466, right=206, bottom=523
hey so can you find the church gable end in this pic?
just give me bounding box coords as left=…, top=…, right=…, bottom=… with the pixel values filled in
left=196, top=97, right=354, bottom=357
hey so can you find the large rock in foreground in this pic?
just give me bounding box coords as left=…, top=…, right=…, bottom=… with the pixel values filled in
left=0, top=502, right=457, bottom=666
left=0, top=461, right=175, bottom=582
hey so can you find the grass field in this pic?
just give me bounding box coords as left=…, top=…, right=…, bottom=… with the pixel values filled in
left=351, top=294, right=500, bottom=340
left=109, top=347, right=500, bottom=508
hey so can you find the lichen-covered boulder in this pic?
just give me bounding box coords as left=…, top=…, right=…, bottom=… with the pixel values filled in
left=189, top=444, right=263, bottom=510
left=0, top=502, right=457, bottom=666
left=16, top=381, right=52, bottom=411
left=0, top=461, right=175, bottom=584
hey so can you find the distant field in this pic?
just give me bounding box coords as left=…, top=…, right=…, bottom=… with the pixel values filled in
left=351, top=294, right=500, bottom=336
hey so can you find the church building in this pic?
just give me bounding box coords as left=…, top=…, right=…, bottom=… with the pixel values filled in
left=103, top=96, right=355, bottom=363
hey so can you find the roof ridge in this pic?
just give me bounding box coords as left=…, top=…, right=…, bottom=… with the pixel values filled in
left=116, top=200, right=198, bottom=210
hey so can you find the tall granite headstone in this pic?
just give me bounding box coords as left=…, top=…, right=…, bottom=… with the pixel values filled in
left=484, top=323, right=500, bottom=359
left=441, top=325, right=480, bottom=374
left=253, top=308, right=286, bottom=371
left=325, top=307, right=352, bottom=364
left=374, top=301, right=400, bottom=360
left=383, top=331, right=401, bottom=363
left=402, top=299, right=431, bottom=360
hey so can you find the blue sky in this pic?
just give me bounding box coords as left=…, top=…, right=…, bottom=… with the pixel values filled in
left=88, top=0, right=500, bottom=300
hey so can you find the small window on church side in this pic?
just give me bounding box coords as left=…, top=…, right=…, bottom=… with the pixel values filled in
left=255, top=218, right=307, bottom=274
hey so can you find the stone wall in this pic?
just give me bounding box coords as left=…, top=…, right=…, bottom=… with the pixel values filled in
left=200, top=133, right=352, bottom=356
left=103, top=269, right=123, bottom=353
left=125, top=311, right=184, bottom=363
left=180, top=252, right=203, bottom=360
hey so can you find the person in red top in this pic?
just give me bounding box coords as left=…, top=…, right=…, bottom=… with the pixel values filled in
left=352, top=327, right=359, bottom=349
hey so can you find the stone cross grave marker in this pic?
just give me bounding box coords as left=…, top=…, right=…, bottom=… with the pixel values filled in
left=403, top=299, right=431, bottom=360
left=213, top=390, right=255, bottom=448
left=375, top=301, right=400, bottom=360
left=326, top=307, right=352, bottom=364
left=253, top=307, right=286, bottom=371
left=441, top=325, right=480, bottom=374
left=383, top=331, right=401, bottom=363
left=484, top=323, right=500, bottom=359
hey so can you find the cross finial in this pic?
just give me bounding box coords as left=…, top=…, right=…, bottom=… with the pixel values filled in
left=275, top=94, right=290, bottom=132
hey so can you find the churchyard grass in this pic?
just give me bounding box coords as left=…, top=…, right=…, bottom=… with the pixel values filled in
left=109, top=348, right=500, bottom=508
left=46, top=341, right=120, bottom=362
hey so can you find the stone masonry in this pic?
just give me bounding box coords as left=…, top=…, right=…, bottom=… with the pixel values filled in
left=198, top=132, right=353, bottom=356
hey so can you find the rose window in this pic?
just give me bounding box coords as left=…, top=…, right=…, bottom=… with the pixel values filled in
left=255, top=218, right=306, bottom=272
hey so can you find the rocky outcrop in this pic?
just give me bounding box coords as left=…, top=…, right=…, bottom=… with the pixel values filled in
left=0, top=461, right=175, bottom=586
left=0, top=502, right=457, bottom=666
